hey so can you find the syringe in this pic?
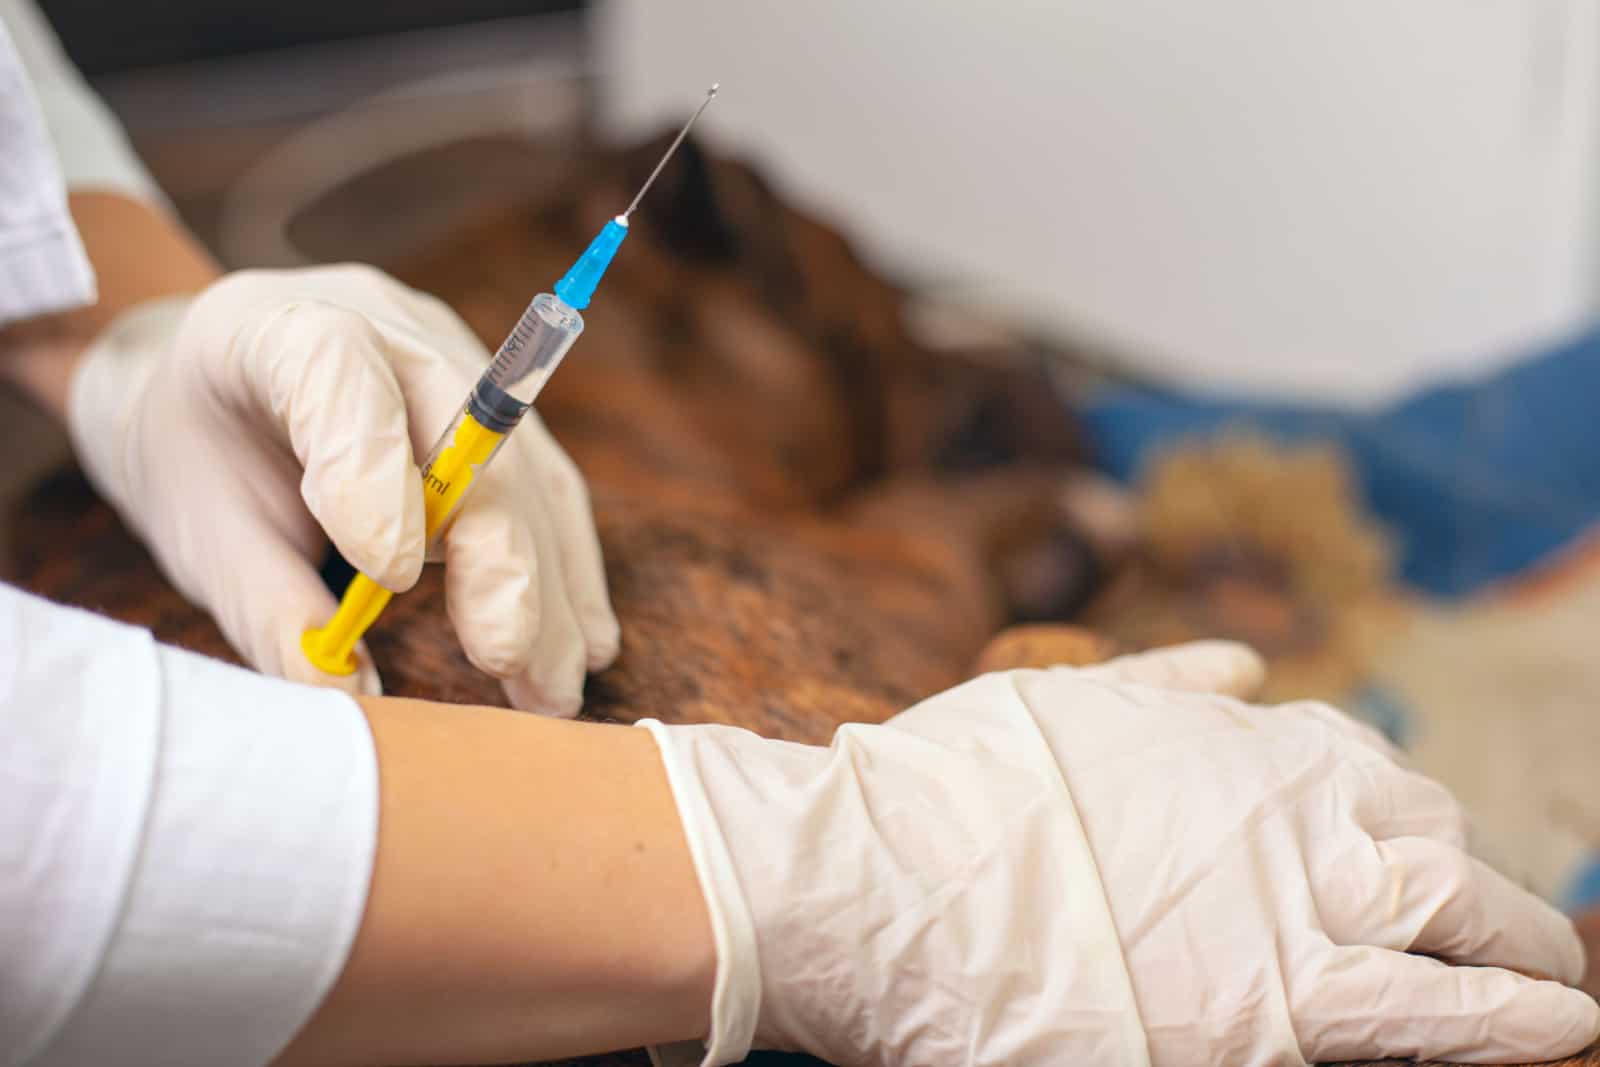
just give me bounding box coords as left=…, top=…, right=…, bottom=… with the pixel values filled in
left=302, top=84, right=720, bottom=676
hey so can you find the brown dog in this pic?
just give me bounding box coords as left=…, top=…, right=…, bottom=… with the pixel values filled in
left=10, top=132, right=1104, bottom=730
left=5, top=134, right=1594, bottom=1067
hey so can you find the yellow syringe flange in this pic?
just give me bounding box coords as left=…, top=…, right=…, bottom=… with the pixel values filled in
left=302, top=574, right=394, bottom=675
left=301, top=408, right=508, bottom=676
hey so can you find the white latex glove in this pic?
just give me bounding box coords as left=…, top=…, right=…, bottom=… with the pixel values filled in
left=66, top=264, right=619, bottom=714
left=643, top=642, right=1599, bottom=1066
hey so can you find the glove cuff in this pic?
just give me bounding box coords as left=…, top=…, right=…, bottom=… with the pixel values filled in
left=65, top=296, right=192, bottom=529
left=637, top=719, right=763, bottom=1067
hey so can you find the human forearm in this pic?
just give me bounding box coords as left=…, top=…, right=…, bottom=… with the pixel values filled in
left=0, top=191, right=218, bottom=417
left=274, top=697, right=715, bottom=1067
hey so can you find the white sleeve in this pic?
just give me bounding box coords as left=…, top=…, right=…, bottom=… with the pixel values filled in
left=0, top=0, right=161, bottom=204
left=0, top=583, right=378, bottom=1067
left=0, top=13, right=93, bottom=324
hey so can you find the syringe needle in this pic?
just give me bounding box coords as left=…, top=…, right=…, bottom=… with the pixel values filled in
left=622, top=83, right=721, bottom=220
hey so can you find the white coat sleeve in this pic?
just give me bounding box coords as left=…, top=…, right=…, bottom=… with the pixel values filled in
left=0, top=0, right=161, bottom=203
left=0, top=10, right=94, bottom=325
left=0, top=582, right=378, bottom=1067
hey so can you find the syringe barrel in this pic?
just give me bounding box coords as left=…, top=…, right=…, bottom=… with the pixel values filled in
left=468, top=292, right=585, bottom=432
left=417, top=404, right=512, bottom=548
left=301, top=282, right=591, bottom=677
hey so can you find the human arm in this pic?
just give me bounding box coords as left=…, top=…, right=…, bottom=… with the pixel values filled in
left=278, top=641, right=1600, bottom=1067
left=3, top=582, right=709, bottom=1067
left=273, top=695, right=715, bottom=1067
left=0, top=190, right=219, bottom=414
left=0, top=0, right=200, bottom=385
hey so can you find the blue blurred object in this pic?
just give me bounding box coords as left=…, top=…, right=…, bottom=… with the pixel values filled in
left=1565, top=854, right=1600, bottom=913
left=1082, top=325, right=1600, bottom=597
left=1347, top=685, right=1412, bottom=749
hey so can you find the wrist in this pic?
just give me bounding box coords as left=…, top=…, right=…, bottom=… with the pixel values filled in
left=1, top=192, right=216, bottom=422
left=638, top=719, right=771, bottom=1064
left=0, top=316, right=94, bottom=418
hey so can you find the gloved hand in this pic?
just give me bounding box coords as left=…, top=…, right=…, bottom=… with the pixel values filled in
left=66, top=264, right=619, bottom=714
left=642, top=642, right=1598, bottom=1066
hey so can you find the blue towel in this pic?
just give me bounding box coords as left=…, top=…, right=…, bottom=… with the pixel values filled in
left=1083, top=325, right=1600, bottom=596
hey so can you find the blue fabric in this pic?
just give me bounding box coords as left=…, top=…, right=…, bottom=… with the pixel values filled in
left=1565, top=853, right=1600, bottom=913
left=1082, top=325, right=1600, bottom=596
left=1347, top=685, right=1413, bottom=749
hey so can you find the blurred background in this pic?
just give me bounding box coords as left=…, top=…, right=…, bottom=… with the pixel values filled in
left=14, top=1, right=1600, bottom=911
left=59, top=1, right=1600, bottom=404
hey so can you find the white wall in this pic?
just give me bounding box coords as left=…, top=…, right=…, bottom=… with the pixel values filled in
left=597, top=1, right=1600, bottom=409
